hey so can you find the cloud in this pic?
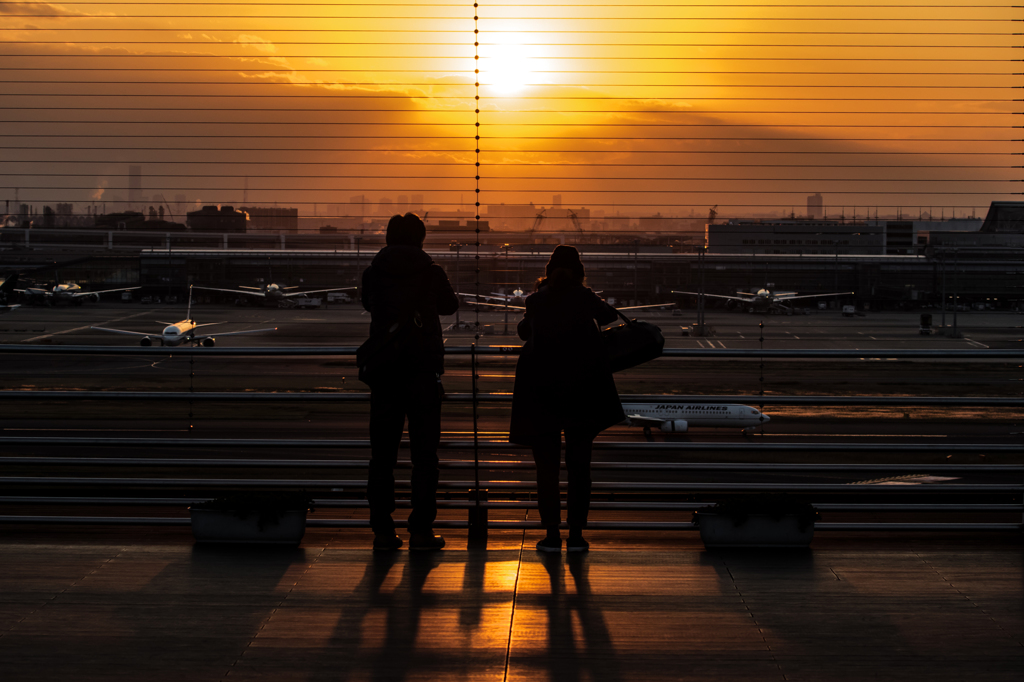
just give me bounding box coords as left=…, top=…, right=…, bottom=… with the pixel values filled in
left=235, top=35, right=277, bottom=55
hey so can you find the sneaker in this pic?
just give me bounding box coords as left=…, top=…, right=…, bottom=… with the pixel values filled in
left=409, top=533, right=446, bottom=551
left=566, top=536, right=589, bottom=553
left=536, top=536, right=562, bottom=553
left=373, top=534, right=403, bottom=551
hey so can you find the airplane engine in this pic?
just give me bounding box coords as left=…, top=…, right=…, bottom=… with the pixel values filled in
left=660, top=419, right=688, bottom=433
left=140, top=337, right=152, bottom=346
left=202, top=337, right=216, bottom=347
left=88, top=293, right=100, bottom=303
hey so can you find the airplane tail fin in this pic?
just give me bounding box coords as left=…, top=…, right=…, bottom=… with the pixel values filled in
left=187, top=285, right=194, bottom=322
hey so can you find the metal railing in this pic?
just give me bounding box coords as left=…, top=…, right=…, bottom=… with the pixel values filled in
left=0, top=344, right=1021, bottom=534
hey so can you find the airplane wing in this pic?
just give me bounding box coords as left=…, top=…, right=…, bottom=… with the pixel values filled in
left=192, top=286, right=267, bottom=298
left=463, top=300, right=525, bottom=310
left=195, top=327, right=277, bottom=339
left=456, top=291, right=510, bottom=302
left=618, top=303, right=671, bottom=311
left=0, top=305, right=20, bottom=313
left=90, top=326, right=152, bottom=338
left=672, top=290, right=754, bottom=303
left=16, top=287, right=52, bottom=297
left=69, top=286, right=141, bottom=298
left=624, top=414, right=664, bottom=427
left=774, top=291, right=855, bottom=301
left=281, top=286, right=356, bottom=298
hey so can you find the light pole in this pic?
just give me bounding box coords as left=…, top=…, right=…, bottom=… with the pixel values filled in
left=698, top=246, right=706, bottom=330
left=940, top=250, right=946, bottom=330
left=952, top=247, right=959, bottom=337
left=633, top=238, right=639, bottom=305
left=502, top=243, right=511, bottom=335
left=354, top=236, right=362, bottom=301
left=450, top=240, right=463, bottom=325
left=834, top=239, right=840, bottom=310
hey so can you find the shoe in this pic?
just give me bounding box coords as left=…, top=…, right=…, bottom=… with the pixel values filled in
left=536, top=536, right=562, bottom=553
left=373, top=534, right=403, bottom=551
left=566, top=536, right=589, bottom=553
left=409, top=533, right=445, bottom=551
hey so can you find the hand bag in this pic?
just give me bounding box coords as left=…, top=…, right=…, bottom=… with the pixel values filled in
left=601, top=308, right=664, bottom=373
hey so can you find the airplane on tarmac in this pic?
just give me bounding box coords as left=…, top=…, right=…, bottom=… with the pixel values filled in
left=90, top=286, right=277, bottom=346
left=460, top=294, right=669, bottom=313
left=0, top=274, right=21, bottom=313
left=621, top=402, right=770, bottom=438
left=16, top=281, right=141, bottom=306
left=672, top=287, right=854, bottom=314
left=193, top=282, right=355, bottom=305
left=457, top=289, right=527, bottom=306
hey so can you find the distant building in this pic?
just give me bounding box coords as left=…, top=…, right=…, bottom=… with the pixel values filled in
left=435, top=219, right=490, bottom=233
left=980, top=201, right=1024, bottom=233
left=707, top=218, right=885, bottom=255
left=485, top=203, right=540, bottom=231
left=242, top=206, right=299, bottom=233
left=807, top=193, right=823, bottom=219
left=410, top=194, right=424, bottom=214
left=95, top=211, right=147, bottom=230
left=187, top=205, right=247, bottom=233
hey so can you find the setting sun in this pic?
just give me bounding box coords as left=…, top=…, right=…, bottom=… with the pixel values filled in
left=480, top=36, right=536, bottom=94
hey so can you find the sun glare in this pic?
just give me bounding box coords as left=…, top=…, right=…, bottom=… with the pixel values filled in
left=480, top=37, right=534, bottom=94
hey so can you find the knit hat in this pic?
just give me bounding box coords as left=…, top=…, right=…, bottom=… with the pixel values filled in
left=545, top=244, right=585, bottom=279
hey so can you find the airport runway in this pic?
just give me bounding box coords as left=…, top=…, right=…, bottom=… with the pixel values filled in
left=0, top=302, right=1020, bottom=453
left=2, top=300, right=1023, bottom=348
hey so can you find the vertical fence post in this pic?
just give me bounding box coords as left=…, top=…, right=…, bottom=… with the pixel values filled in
left=468, top=342, right=488, bottom=541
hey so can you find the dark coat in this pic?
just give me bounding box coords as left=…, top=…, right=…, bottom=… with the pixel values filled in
left=508, top=283, right=625, bottom=445
left=361, top=245, right=459, bottom=380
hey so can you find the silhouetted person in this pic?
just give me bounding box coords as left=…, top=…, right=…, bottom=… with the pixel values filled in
left=360, top=213, right=459, bottom=551
left=509, top=245, right=624, bottom=552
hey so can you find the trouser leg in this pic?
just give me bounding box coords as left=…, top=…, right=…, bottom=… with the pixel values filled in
left=368, top=382, right=405, bottom=536
left=405, top=375, right=441, bottom=534
left=531, top=432, right=563, bottom=530
left=564, top=427, right=594, bottom=532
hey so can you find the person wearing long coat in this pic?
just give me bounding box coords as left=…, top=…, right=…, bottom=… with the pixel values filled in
left=509, top=245, right=624, bottom=552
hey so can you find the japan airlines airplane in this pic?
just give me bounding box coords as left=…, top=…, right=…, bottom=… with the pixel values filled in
left=17, top=282, right=140, bottom=305
left=193, top=283, right=355, bottom=303
left=461, top=296, right=669, bottom=313
left=91, top=287, right=277, bottom=346
left=622, top=402, right=770, bottom=436
left=672, top=288, right=853, bottom=314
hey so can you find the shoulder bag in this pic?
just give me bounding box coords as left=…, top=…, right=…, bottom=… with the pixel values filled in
left=601, top=308, right=665, bottom=373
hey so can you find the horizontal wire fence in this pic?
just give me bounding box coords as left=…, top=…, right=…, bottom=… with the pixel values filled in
left=0, top=345, right=1021, bottom=532
left=1, top=3, right=1021, bottom=533
left=1, top=2, right=1019, bottom=227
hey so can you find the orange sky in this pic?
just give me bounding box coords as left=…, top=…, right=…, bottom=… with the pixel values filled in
left=1, top=1, right=1019, bottom=224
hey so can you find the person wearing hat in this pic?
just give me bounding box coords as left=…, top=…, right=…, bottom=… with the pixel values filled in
left=509, top=245, right=624, bottom=552
left=360, top=212, right=459, bottom=551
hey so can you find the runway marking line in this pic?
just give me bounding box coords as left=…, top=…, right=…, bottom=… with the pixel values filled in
left=21, top=310, right=152, bottom=343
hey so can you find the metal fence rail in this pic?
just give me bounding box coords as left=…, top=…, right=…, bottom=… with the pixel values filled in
left=0, top=345, right=1022, bottom=359
left=0, top=344, right=1021, bottom=535
left=1, top=391, right=1022, bottom=408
